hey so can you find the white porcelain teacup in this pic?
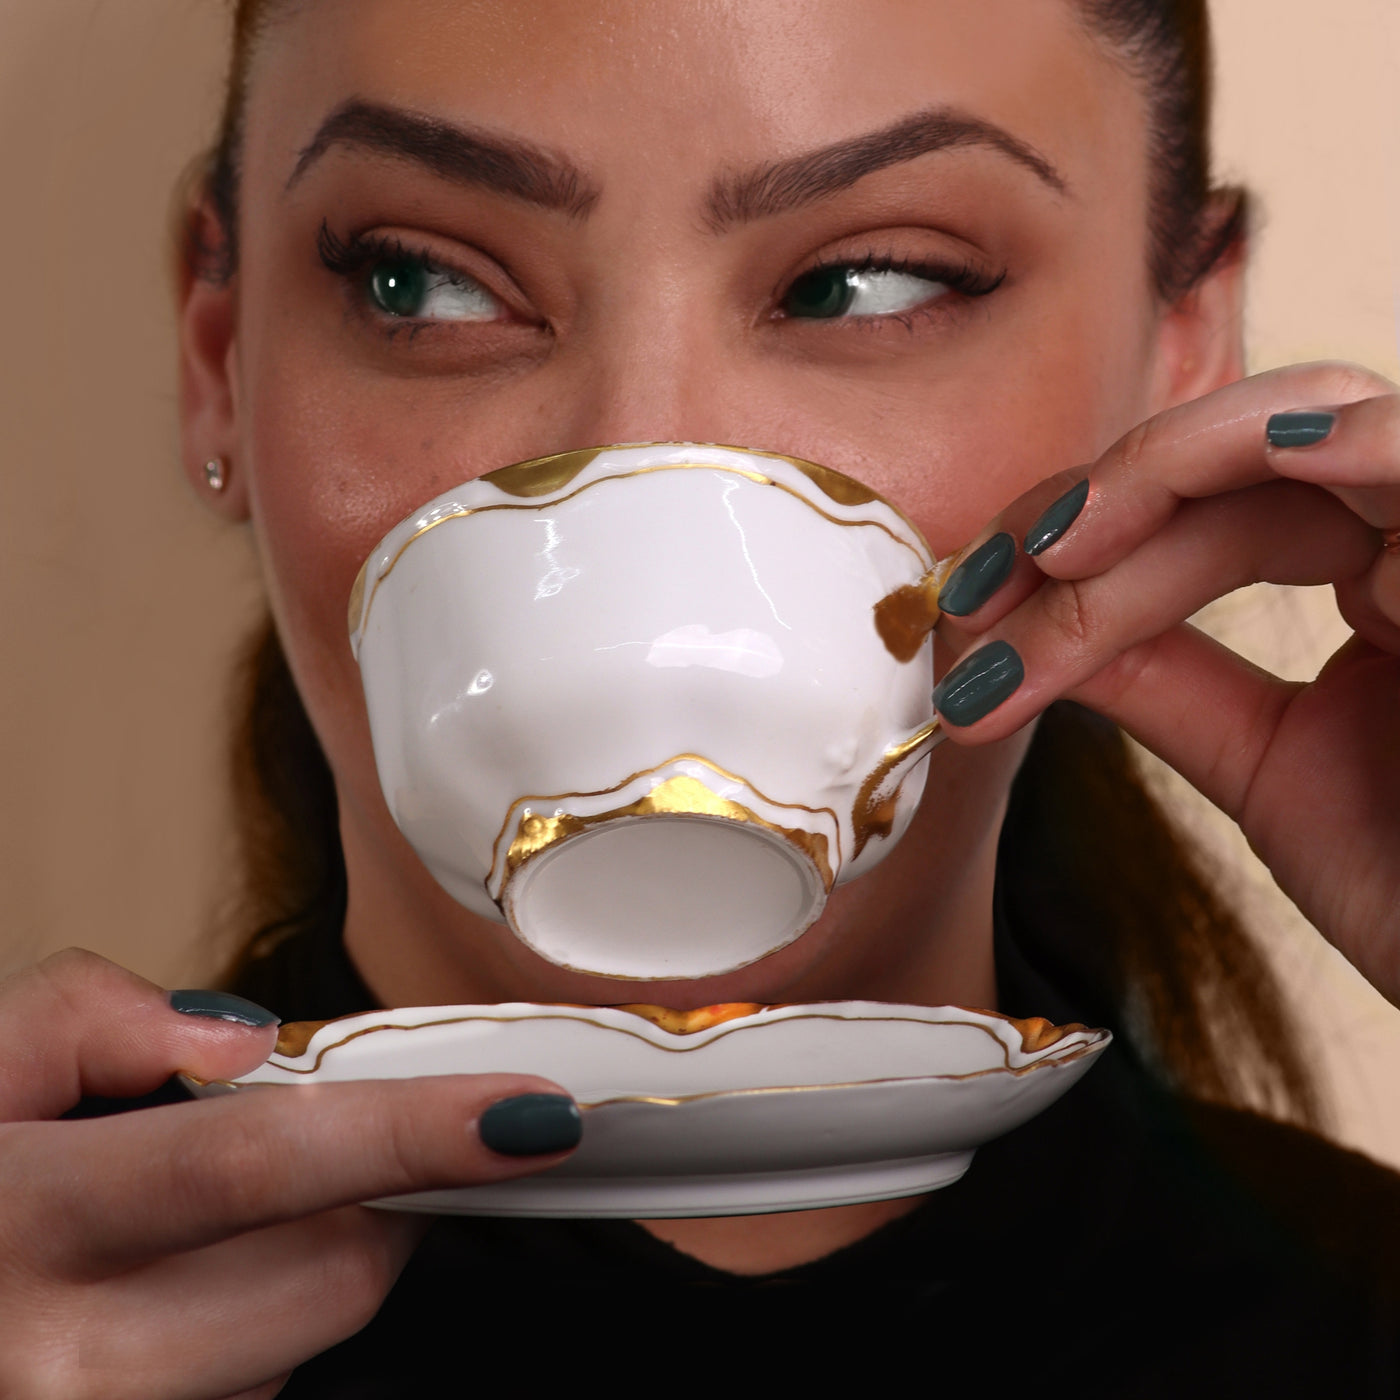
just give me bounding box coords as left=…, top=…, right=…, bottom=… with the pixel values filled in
left=350, top=442, right=951, bottom=980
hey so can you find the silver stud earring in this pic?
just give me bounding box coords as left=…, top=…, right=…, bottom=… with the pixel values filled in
left=203, top=457, right=227, bottom=492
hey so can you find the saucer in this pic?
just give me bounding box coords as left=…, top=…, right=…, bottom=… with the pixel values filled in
left=183, top=1002, right=1109, bottom=1217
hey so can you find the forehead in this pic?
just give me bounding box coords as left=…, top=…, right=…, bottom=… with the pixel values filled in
left=247, top=0, right=1144, bottom=202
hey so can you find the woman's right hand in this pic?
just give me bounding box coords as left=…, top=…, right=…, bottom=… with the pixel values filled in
left=0, top=948, right=581, bottom=1400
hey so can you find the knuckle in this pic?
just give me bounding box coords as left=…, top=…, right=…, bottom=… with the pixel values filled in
left=37, top=947, right=107, bottom=977
left=1110, top=414, right=1169, bottom=478
left=379, top=1098, right=445, bottom=1189
left=1296, top=359, right=1394, bottom=406
left=171, top=1112, right=280, bottom=1226
left=333, top=1237, right=400, bottom=1331
left=0, top=1130, right=63, bottom=1268
left=1080, top=641, right=1155, bottom=710
left=29, top=949, right=151, bottom=1021
left=1038, top=578, right=1102, bottom=652
left=300, top=1212, right=401, bottom=1335
left=35, top=948, right=118, bottom=996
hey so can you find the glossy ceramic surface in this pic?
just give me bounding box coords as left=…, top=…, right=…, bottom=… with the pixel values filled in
left=184, top=1001, right=1110, bottom=1217
left=351, top=442, right=951, bottom=980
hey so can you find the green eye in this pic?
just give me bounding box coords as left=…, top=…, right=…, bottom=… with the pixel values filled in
left=363, top=254, right=503, bottom=322
left=781, top=263, right=960, bottom=321
left=783, top=266, right=857, bottom=319
left=369, top=260, right=430, bottom=318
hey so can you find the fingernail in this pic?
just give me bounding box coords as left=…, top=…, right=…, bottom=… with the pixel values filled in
left=1025, top=479, right=1089, bottom=557
left=1266, top=410, right=1336, bottom=448
left=938, top=532, right=1016, bottom=617
left=932, top=640, right=1025, bottom=727
left=479, top=1093, right=582, bottom=1156
left=169, top=989, right=280, bottom=1028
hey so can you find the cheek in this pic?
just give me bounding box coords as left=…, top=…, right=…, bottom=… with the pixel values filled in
left=236, top=314, right=559, bottom=773
left=908, top=317, right=1158, bottom=549
left=236, top=325, right=469, bottom=775
left=759, top=317, right=1154, bottom=559
left=244, top=366, right=419, bottom=680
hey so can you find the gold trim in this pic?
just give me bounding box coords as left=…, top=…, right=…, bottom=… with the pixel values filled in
left=725, top=446, right=925, bottom=543
left=186, top=1033, right=1106, bottom=1100
left=504, top=772, right=834, bottom=891
left=473, top=441, right=915, bottom=530
left=346, top=563, right=368, bottom=639
left=1000, top=1013, right=1091, bottom=1053
left=873, top=578, right=940, bottom=663
left=488, top=753, right=843, bottom=887
left=582, top=1048, right=1107, bottom=1105
left=872, top=553, right=957, bottom=663
left=349, top=458, right=928, bottom=640
left=276, top=1019, right=335, bottom=1058
left=851, top=721, right=941, bottom=857
left=613, top=1002, right=769, bottom=1035
left=781, top=458, right=878, bottom=508
left=481, top=446, right=604, bottom=497
left=253, top=1004, right=1107, bottom=1076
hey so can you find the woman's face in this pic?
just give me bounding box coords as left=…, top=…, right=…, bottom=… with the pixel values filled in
left=183, top=0, right=1234, bottom=1004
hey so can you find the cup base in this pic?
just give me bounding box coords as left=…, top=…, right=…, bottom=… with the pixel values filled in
left=503, top=814, right=826, bottom=980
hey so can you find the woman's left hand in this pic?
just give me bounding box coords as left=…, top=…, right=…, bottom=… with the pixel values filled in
left=933, top=361, right=1400, bottom=1003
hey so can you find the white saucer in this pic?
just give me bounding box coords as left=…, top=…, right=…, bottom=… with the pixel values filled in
left=183, top=1001, right=1109, bottom=1217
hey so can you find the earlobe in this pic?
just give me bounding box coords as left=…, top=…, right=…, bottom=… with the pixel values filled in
left=1147, top=241, right=1247, bottom=413
left=177, top=199, right=250, bottom=522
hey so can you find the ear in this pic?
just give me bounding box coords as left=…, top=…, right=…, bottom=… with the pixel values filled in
left=177, top=197, right=250, bottom=522
left=1145, top=228, right=1247, bottom=415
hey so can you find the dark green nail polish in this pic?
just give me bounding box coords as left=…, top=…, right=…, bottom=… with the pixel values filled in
left=1025, top=479, right=1089, bottom=557
left=932, top=640, right=1025, bottom=727
left=479, top=1093, right=582, bottom=1156
left=169, top=989, right=279, bottom=1027
left=1266, top=411, right=1335, bottom=448
left=939, top=533, right=1016, bottom=617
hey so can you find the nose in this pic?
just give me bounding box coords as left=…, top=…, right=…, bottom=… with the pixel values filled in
left=556, top=323, right=744, bottom=451
left=537, top=230, right=764, bottom=451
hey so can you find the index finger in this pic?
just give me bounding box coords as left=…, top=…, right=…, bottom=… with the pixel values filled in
left=1015, top=361, right=1397, bottom=579
left=21, top=1071, right=580, bottom=1273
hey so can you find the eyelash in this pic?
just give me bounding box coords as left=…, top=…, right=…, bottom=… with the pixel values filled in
left=315, top=221, right=1008, bottom=335
left=316, top=221, right=495, bottom=335
left=781, top=252, right=1007, bottom=327
left=317, top=221, right=430, bottom=279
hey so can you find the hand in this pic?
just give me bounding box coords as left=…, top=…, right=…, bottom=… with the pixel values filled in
left=0, top=949, right=581, bottom=1400
left=931, top=362, right=1400, bottom=1004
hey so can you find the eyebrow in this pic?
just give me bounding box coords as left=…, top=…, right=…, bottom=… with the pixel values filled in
left=286, top=99, right=600, bottom=217
left=704, top=107, right=1067, bottom=229
left=287, top=99, right=1063, bottom=232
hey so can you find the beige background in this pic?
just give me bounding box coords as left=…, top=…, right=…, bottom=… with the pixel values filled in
left=2, top=2, right=1399, bottom=1156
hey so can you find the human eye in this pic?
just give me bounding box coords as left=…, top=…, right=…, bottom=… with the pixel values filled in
left=316, top=222, right=509, bottom=324
left=779, top=256, right=1005, bottom=322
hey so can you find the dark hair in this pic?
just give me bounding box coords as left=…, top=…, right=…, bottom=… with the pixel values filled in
left=1076, top=0, right=1247, bottom=299
left=219, top=620, right=347, bottom=990
left=195, top=1, right=1317, bottom=1126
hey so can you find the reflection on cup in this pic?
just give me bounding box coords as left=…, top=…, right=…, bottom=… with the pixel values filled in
left=351, top=442, right=950, bottom=980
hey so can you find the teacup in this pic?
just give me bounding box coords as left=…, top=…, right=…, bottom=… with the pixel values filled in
left=350, top=443, right=951, bottom=980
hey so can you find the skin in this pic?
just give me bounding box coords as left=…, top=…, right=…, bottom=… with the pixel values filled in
left=4, top=0, right=1398, bottom=1392
left=187, top=0, right=1183, bottom=1018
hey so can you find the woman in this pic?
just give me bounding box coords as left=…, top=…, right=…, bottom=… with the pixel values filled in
left=4, top=0, right=1400, bottom=1393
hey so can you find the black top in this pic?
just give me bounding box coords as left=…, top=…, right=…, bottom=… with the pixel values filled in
left=208, top=912, right=1400, bottom=1394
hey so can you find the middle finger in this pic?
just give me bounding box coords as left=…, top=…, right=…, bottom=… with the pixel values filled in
left=70, top=1209, right=422, bottom=1400
left=932, top=479, right=1376, bottom=739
